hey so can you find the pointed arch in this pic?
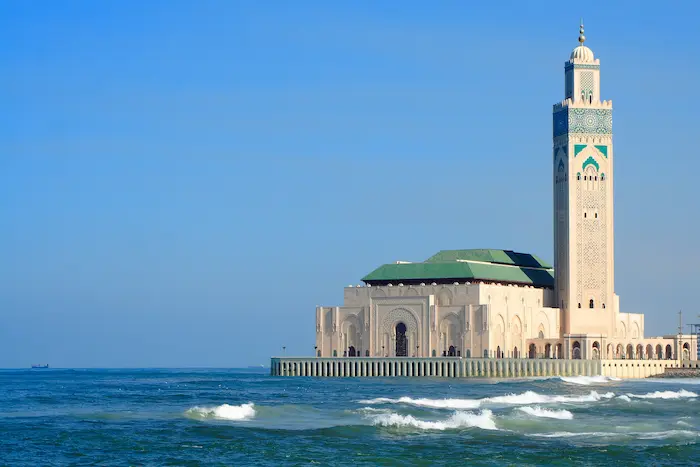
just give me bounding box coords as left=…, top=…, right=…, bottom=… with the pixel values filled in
left=436, top=288, right=453, bottom=306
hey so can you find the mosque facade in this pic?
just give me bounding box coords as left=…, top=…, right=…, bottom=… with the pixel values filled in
left=314, top=25, right=697, bottom=363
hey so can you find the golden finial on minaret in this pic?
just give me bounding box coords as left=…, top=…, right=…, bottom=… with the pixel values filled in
left=578, top=20, right=586, bottom=45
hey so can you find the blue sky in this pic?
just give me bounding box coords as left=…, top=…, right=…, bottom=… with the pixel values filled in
left=1, top=1, right=699, bottom=367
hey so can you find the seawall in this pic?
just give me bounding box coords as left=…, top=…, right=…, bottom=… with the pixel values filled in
left=270, top=357, right=600, bottom=378
left=270, top=357, right=686, bottom=379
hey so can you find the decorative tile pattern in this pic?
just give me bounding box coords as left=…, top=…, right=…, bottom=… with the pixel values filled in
left=568, top=108, right=613, bottom=134
left=594, top=145, right=608, bottom=157
left=574, top=144, right=587, bottom=156
left=554, top=109, right=613, bottom=137
left=580, top=71, right=594, bottom=97
left=565, top=63, right=600, bottom=71
left=575, top=178, right=608, bottom=307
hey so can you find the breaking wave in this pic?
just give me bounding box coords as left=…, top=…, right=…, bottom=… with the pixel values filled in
left=626, top=389, right=698, bottom=400
left=358, top=396, right=480, bottom=409
left=517, top=406, right=574, bottom=420
left=368, top=410, right=497, bottom=431
left=485, top=390, right=614, bottom=405
left=360, top=391, right=615, bottom=409
left=185, top=403, right=256, bottom=421
left=559, top=375, right=621, bottom=385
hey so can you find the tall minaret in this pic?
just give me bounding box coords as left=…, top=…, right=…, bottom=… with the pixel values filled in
left=552, top=23, right=615, bottom=336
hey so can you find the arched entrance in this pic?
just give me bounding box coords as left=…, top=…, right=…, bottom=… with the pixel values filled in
left=592, top=341, right=600, bottom=360
left=528, top=343, right=537, bottom=359
left=683, top=343, right=690, bottom=360
left=348, top=346, right=356, bottom=357
left=556, top=343, right=562, bottom=359
left=665, top=344, right=672, bottom=359
left=572, top=341, right=581, bottom=359
left=545, top=343, right=552, bottom=358
left=513, top=346, right=519, bottom=358
left=395, top=323, right=407, bottom=357
left=448, top=345, right=456, bottom=357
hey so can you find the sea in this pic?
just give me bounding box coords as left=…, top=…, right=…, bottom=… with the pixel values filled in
left=0, top=369, right=698, bottom=466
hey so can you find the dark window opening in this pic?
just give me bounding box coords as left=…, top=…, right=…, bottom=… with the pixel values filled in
left=578, top=303, right=581, bottom=308
left=589, top=299, right=595, bottom=309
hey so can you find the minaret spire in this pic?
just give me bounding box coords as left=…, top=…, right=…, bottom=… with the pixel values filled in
left=578, top=20, right=586, bottom=45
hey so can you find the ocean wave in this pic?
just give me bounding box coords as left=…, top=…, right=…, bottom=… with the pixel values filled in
left=369, top=410, right=497, bottom=431
left=485, top=390, right=615, bottom=405
left=358, top=396, right=480, bottom=409
left=559, top=375, right=621, bottom=385
left=531, top=431, right=608, bottom=438
left=355, top=407, right=392, bottom=414
left=185, top=403, right=256, bottom=421
left=360, top=391, right=614, bottom=410
left=626, top=389, right=698, bottom=400
left=617, top=395, right=632, bottom=402
left=531, top=430, right=698, bottom=441
left=517, top=406, right=574, bottom=420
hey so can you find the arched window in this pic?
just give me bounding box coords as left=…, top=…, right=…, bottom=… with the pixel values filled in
left=589, top=299, right=594, bottom=309
left=595, top=213, right=598, bottom=218
left=578, top=303, right=581, bottom=308
left=602, top=303, right=606, bottom=309
left=601, top=174, right=606, bottom=181
left=584, top=212, right=587, bottom=218
left=577, top=173, right=581, bottom=180
left=584, top=176, right=587, bottom=181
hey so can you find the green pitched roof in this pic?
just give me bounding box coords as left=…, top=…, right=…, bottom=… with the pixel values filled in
left=362, top=249, right=554, bottom=288
left=425, top=249, right=551, bottom=269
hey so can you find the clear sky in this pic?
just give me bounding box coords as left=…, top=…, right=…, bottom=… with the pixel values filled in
left=2, top=1, right=699, bottom=368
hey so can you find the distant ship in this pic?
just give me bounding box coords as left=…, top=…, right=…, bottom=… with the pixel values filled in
left=31, top=364, right=49, bottom=369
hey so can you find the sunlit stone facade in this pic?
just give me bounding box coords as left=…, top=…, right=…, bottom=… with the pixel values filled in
left=313, top=25, right=697, bottom=364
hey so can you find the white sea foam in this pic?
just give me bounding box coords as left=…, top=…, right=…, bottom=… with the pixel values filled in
left=358, top=396, right=480, bottom=409
left=617, top=395, right=632, bottom=402
left=559, top=375, right=621, bottom=385
left=186, top=403, right=256, bottom=421
left=517, top=406, right=574, bottom=420
left=484, top=390, right=615, bottom=406
left=626, top=389, right=698, bottom=400
left=360, top=391, right=614, bottom=410
left=369, top=410, right=497, bottom=431
left=635, top=430, right=698, bottom=440
left=531, top=431, right=609, bottom=439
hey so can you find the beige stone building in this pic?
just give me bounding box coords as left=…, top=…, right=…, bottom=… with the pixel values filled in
left=314, top=25, right=697, bottom=363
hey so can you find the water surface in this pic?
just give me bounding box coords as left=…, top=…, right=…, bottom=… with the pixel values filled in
left=1, top=369, right=698, bottom=465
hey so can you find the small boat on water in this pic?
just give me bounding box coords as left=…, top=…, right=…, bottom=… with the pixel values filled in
left=31, top=364, right=49, bottom=369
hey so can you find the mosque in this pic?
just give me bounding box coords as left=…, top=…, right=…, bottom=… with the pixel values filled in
left=313, top=25, right=697, bottom=364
